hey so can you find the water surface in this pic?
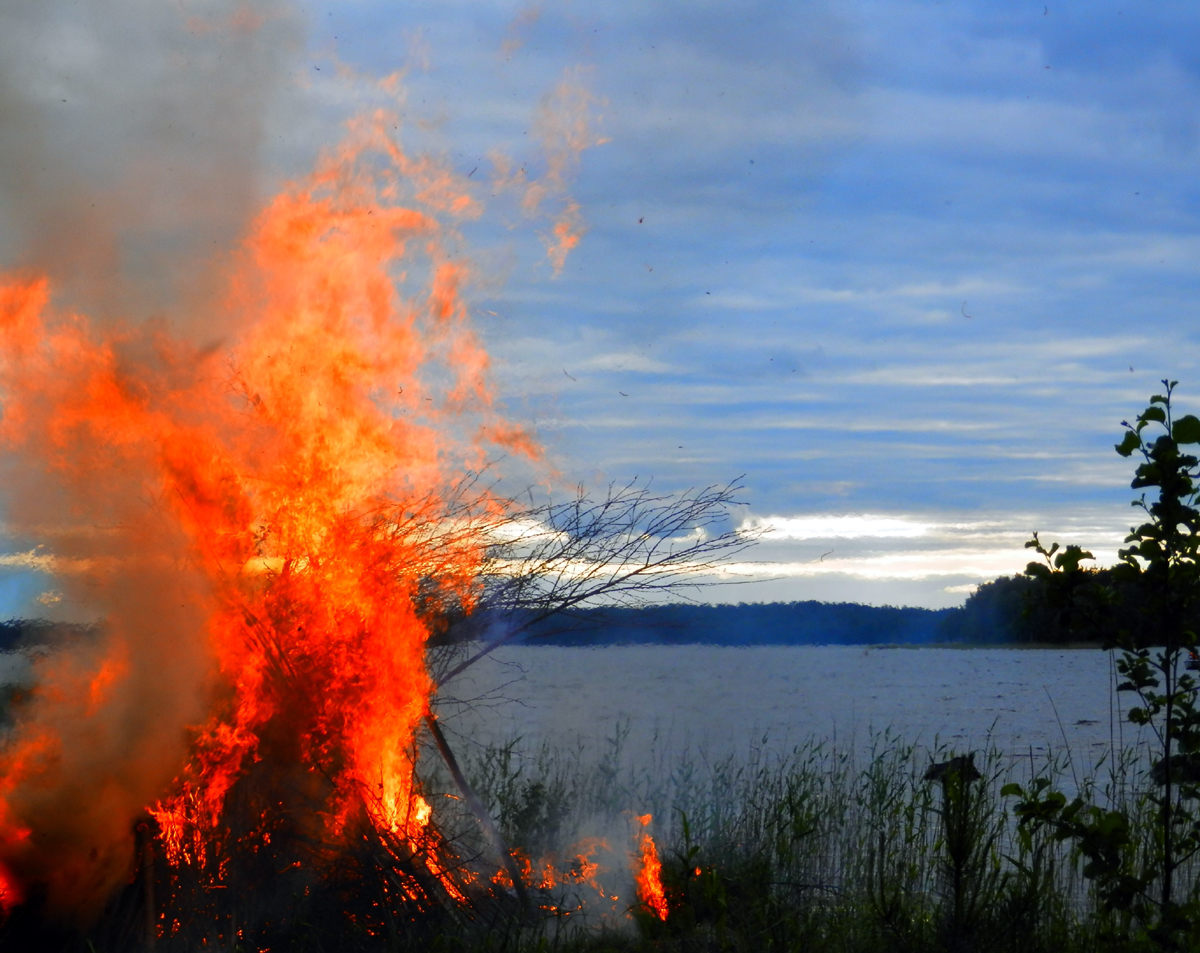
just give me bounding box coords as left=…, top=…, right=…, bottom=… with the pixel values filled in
left=441, top=644, right=1146, bottom=770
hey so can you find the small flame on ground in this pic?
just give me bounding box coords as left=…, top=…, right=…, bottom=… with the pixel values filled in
left=491, top=837, right=616, bottom=916
left=634, top=813, right=668, bottom=922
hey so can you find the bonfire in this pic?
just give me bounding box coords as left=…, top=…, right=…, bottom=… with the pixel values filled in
left=0, top=85, right=735, bottom=946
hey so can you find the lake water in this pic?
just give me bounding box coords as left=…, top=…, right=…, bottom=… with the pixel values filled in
left=440, top=644, right=1151, bottom=772
left=0, top=643, right=1153, bottom=775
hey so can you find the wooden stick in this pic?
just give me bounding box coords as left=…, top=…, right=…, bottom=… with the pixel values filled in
left=423, top=710, right=528, bottom=908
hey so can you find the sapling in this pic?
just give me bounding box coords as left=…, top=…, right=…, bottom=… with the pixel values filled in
left=1005, top=381, right=1200, bottom=949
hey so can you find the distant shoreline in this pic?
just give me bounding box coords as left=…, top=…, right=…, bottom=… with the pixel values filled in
left=1, top=598, right=1098, bottom=651
left=505, top=640, right=1107, bottom=650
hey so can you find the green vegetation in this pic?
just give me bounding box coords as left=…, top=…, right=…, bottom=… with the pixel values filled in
left=1002, top=382, right=1200, bottom=949
left=945, top=567, right=1200, bottom=646
left=444, top=731, right=1149, bottom=953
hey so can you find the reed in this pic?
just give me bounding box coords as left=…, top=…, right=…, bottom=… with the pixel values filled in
left=441, top=727, right=1179, bottom=953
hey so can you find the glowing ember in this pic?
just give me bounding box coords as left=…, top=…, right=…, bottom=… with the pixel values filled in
left=634, top=814, right=668, bottom=922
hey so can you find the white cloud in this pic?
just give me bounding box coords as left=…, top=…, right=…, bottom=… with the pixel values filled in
left=715, top=548, right=1036, bottom=581
left=741, top=514, right=933, bottom=541
left=578, top=352, right=674, bottom=373
left=0, top=550, right=98, bottom=574
left=721, top=507, right=1130, bottom=591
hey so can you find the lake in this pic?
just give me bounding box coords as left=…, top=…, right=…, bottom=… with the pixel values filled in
left=439, top=644, right=1152, bottom=773
left=0, top=643, right=1154, bottom=776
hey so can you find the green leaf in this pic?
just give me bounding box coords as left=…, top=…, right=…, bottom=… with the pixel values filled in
left=1025, top=562, right=1051, bottom=580
left=1175, top=414, right=1200, bottom=444
left=1115, top=430, right=1141, bottom=457
left=1054, top=546, right=1094, bottom=571
left=1000, top=783, right=1023, bottom=798
left=1139, top=405, right=1167, bottom=425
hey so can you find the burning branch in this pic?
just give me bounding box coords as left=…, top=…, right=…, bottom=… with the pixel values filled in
left=422, top=709, right=528, bottom=909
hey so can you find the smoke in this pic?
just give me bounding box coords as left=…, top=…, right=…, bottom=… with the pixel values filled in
left=0, top=277, right=227, bottom=916
left=0, top=1, right=307, bottom=915
left=0, top=0, right=308, bottom=918
left=0, top=0, right=303, bottom=330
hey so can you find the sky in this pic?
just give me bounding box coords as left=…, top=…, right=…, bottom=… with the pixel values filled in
left=3, top=0, right=1200, bottom=610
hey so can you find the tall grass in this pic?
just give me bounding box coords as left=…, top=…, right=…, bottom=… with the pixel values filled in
left=433, top=727, right=1176, bottom=953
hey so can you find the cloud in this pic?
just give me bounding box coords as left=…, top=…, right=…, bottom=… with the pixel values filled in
left=716, top=505, right=1130, bottom=595
left=578, top=352, right=674, bottom=374
left=3, top=0, right=1190, bottom=617
left=715, top=548, right=1036, bottom=581
left=741, top=514, right=933, bottom=540
left=865, top=86, right=1199, bottom=168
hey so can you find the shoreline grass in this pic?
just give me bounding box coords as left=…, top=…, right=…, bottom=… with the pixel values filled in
left=419, top=727, right=1182, bottom=953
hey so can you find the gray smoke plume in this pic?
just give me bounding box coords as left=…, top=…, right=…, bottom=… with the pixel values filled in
left=0, top=0, right=304, bottom=331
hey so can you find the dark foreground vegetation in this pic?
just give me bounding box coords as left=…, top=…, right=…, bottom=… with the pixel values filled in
left=0, top=729, right=1171, bottom=953
left=453, top=733, right=1173, bottom=953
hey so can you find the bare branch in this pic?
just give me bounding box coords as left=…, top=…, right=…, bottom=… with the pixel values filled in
left=429, top=478, right=751, bottom=688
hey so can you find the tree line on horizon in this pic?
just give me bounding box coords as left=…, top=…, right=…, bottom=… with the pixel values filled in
left=517, top=576, right=1184, bottom=647
left=0, top=582, right=1131, bottom=650
left=940, top=567, right=1193, bottom=645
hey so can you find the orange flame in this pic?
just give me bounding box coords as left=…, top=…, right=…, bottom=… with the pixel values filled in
left=634, top=814, right=668, bottom=922
left=497, top=841, right=610, bottom=894
left=490, top=67, right=606, bottom=276
left=0, top=111, right=536, bottom=912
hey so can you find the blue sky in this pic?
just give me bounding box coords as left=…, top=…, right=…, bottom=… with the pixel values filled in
left=4, top=0, right=1200, bottom=609
left=312, top=0, right=1200, bottom=606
